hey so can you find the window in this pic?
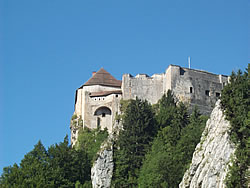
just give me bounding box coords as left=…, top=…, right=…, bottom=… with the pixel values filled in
left=180, top=68, right=185, bottom=75
left=190, top=87, right=193, bottom=93
left=97, top=117, right=100, bottom=127
left=216, top=92, right=220, bottom=97
left=102, top=113, right=106, bottom=117
left=205, top=90, right=210, bottom=96
left=116, top=94, right=119, bottom=98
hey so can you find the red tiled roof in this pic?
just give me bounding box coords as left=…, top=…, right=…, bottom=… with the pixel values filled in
left=89, top=90, right=122, bottom=97
left=80, top=68, right=122, bottom=88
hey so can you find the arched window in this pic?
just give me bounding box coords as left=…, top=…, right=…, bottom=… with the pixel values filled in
left=94, top=107, right=112, bottom=128
left=94, top=106, right=112, bottom=116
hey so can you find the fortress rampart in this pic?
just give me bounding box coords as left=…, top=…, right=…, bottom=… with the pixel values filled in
left=70, top=65, right=228, bottom=145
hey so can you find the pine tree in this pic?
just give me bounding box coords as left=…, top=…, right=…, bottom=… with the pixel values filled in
left=155, top=90, right=176, bottom=128
left=112, top=98, right=156, bottom=187
left=138, top=95, right=206, bottom=187
left=221, top=64, right=250, bottom=187
left=0, top=136, right=92, bottom=188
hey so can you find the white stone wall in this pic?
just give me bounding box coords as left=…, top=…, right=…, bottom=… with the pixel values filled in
left=166, top=65, right=228, bottom=114
left=122, top=73, right=164, bottom=104
left=72, top=65, right=229, bottom=144
left=71, top=85, right=122, bottom=141
left=121, top=65, right=228, bottom=115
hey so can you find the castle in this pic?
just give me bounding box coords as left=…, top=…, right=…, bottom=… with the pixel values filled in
left=70, top=64, right=228, bottom=144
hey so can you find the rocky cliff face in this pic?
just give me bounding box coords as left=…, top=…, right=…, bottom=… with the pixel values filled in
left=180, top=100, right=236, bottom=188
left=91, top=140, right=113, bottom=188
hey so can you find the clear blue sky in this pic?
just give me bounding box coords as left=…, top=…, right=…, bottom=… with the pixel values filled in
left=0, top=0, right=249, bottom=173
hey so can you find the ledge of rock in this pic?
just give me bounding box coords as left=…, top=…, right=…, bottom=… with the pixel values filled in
left=179, top=100, right=236, bottom=188
left=91, top=141, right=113, bottom=188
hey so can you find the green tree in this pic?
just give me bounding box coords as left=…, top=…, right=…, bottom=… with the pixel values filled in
left=221, top=64, right=250, bottom=188
left=174, top=107, right=208, bottom=180
left=47, top=135, right=91, bottom=187
left=154, top=90, right=176, bottom=128
left=138, top=96, right=206, bottom=187
left=0, top=164, right=24, bottom=188
left=112, top=98, right=156, bottom=187
left=0, top=141, right=51, bottom=188
left=75, top=127, right=108, bottom=163
left=0, top=136, right=92, bottom=188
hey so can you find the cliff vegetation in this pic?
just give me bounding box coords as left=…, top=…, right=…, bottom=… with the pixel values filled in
left=221, top=64, right=250, bottom=187
left=1, top=64, right=249, bottom=188
left=112, top=91, right=208, bottom=187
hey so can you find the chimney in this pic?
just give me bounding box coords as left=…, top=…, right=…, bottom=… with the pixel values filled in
left=188, top=56, right=191, bottom=69
left=92, top=71, right=96, bottom=76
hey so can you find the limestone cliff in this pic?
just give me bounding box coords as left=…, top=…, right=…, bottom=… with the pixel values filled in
left=179, top=100, right=236, bottom=188
left=91, top=138, right=113, bottom=188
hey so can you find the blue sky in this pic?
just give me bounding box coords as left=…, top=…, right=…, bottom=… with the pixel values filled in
left=1, top=0, right=249, bottom=173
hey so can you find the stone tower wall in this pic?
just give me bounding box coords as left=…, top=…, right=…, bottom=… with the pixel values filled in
left=74, top=85, right=122, bottom=133
left=166, top=65, right=228, bottom=114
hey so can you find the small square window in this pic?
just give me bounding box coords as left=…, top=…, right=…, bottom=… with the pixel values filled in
left=102, top=113, right=105, bottom=117
left=205, top=90, right=210, bottom=96
left=216, top=92, right=220, bottom=97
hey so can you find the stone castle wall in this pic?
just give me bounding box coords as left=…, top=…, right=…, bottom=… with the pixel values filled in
left=71, top=65, right=228, bottom=144
left=122, top=73, right=165, bottom=104
left=166, top=65, right=228, bottom=114
left=122, top=65, right=228, bottom=115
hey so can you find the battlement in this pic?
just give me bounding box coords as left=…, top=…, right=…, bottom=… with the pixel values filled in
left=123, top=65, right=228, bottom=114
left=122, top=72, right=165, bottom=104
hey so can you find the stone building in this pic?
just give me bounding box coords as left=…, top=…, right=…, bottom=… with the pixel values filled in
left=71, top=65, right=228, bottom=144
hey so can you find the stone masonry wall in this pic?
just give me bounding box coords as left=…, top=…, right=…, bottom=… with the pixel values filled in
left=167, top=65, right=228, bottom=114
left=122, top=73, right=164, bottom=104
left=121, top=65, right=228, bottom=115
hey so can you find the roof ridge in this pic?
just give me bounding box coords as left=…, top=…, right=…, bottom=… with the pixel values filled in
left=79, top=68, right=121, bottom=88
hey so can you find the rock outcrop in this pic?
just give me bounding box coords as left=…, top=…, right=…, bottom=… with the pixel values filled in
left=179, top=100, right=236, bottom=188
left=91, top=140, right=113, bottom=188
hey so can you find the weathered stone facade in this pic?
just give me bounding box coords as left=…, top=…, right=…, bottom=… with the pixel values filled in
left=122, top=65, right=229, bottom=114
left=71, top=65, right=229, bottom=145
left=71, top=69, right=122, bottom=145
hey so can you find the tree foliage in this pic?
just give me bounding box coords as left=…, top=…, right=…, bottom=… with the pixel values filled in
left=112, top=91, right=207, bottom=187
left=221, top=64, right=250, bottom=188
left=112, top=98, right=156, bottom=187
left=5, top=70, right=248, bottom=188
left=138, top=93, right=207, bottom=187
left=0, top=136, right=91, bottom=188
left=75, top=127, right=108, bottom=163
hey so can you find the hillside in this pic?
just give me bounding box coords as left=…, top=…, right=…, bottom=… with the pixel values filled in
left=0, top=64, right=249, bottom=188
left=180, top=100, right=235, bottom=187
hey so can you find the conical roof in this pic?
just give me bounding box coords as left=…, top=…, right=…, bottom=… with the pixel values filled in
left=80, top=68, right=122, bottom=88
